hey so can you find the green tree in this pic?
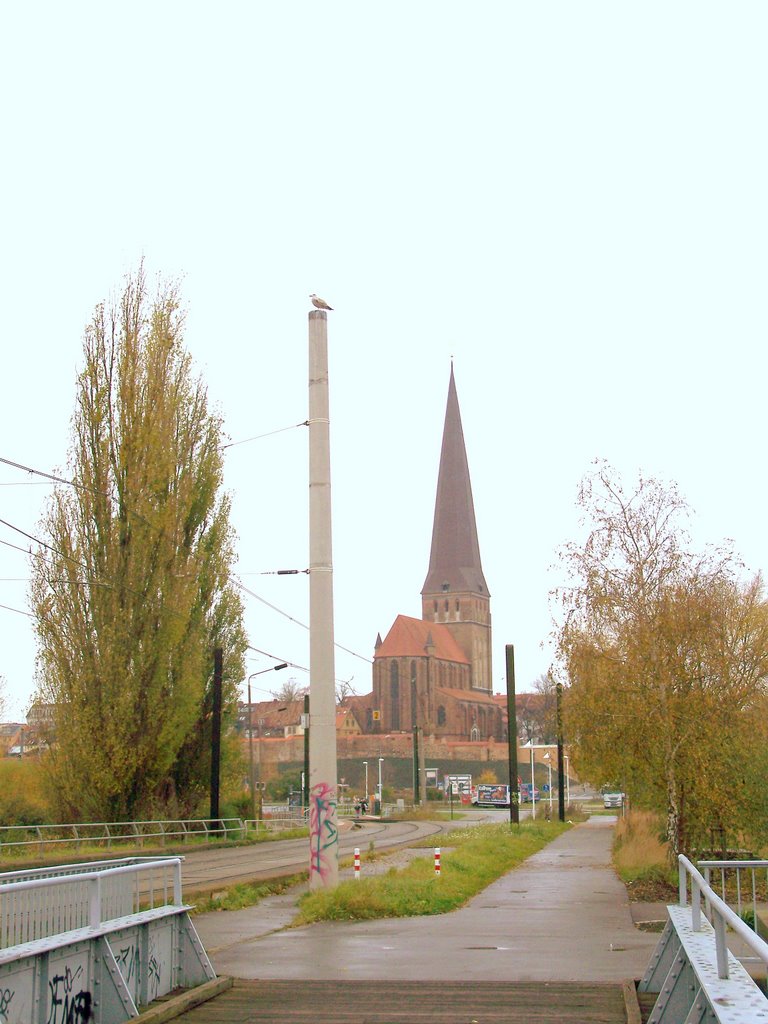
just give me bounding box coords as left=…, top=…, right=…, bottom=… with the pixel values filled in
left=30, top=267, right=246, bottom=820
left=556, top=462, right=768, bottom=857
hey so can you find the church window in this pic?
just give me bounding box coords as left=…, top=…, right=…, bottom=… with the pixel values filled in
left=437, top=705, right=446, bottom=726
left=433, top=600, right=438, bottom=614
left=444, top=599, right=449, bottom=613
left=390, top=662, right=400, bottom=730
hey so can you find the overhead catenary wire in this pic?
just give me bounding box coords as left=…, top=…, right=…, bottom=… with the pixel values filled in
left=0, top=601, right=33, bottom=618
left=234, top=579, right=372, bottom=664
left=0, top=453, right=374, bottom=669
left=222, top=420, right=309, bottom=450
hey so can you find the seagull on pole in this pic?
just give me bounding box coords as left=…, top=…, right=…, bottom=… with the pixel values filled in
left=310, top=293, right=333, bottom=311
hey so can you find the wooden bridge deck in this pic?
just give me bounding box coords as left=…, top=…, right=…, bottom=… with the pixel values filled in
left=168, top=979, right=641, bottom=1023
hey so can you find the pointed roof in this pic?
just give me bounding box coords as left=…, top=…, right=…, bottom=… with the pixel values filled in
left=374, top=615, right=470, bottom=663
left=422, top=365, right=489, bottom=597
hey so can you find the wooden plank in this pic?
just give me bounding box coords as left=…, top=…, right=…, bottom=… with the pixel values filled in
left=138, top=978, right=233, bottom=1024
left=172, top=980, right=630, bottom=1024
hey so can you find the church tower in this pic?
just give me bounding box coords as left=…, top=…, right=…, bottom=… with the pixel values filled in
left=421, top=365, right=492, bottom=692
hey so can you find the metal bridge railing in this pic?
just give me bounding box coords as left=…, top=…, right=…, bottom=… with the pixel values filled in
left=698, top=858, right=768, bottom=947
left=679, top=855, right=768, bottom=978
left=639, top=854, right=768, bottom=1023
left=0, top=857, right=182, bottom=949
left=0, top=856, right=216, bottom=1024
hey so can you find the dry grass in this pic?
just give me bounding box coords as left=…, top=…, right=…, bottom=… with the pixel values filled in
left=613, top=809, right=677, bottom=900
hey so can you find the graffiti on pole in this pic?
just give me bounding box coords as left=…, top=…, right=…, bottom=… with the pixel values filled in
left=309, top=780, right=338, bottom=881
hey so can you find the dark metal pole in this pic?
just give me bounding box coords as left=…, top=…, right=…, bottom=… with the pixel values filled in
left=413, top=726, right=420, bottom=805
left=210, top=647, right=223, bottom=826
left=248, top=676, right=256, bottom=821
left=506, top=645, right=519, bottom=825
left=556, top=681, right=565, bottom=822
left=303, top=693, right=310, bottom=809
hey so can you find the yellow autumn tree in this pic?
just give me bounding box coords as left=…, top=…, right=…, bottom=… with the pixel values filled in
left=30, top=267, right=246, bottom=821
left=556, top=462, right=768, bottom=857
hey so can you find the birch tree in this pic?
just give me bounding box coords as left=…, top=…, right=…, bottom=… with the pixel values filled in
left=556, top=462, right=768, bottom=856
left=30, top=267, right=246, bottom=820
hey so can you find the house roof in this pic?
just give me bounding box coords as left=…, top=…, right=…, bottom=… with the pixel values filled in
left=374, top=615, right=470, bottom=664
left=436, top=686, right=500, bottom=707
left=242, top=698, right=304, bottom=729
left=421, top=365, right=489, bottom=598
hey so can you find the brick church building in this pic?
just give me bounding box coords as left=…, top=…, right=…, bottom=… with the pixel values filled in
left=365, top=366, right=504, bottom=742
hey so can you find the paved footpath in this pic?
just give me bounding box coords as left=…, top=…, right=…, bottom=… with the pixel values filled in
left=194, top=816, right=662, bottom=983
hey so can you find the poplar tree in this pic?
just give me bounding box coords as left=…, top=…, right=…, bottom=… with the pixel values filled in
left=30, top=267, right=246, bottom=820
left=556, top=462, right=768, bottom=857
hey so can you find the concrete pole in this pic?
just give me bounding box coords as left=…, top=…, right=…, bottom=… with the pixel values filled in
left=308, top=308, right=339, bottom=889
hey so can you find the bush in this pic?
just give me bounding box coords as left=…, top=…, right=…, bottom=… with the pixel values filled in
left=0, top=760, right=51, bottom=826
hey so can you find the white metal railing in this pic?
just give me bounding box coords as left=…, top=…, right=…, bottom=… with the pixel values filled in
left=679, top=854, right=768, bottom=978
left=244, top=816, right=307, bottom=833
left=0, top=856, right=182, bottom=949
left=699, top=858, right=768, bottom=945
left=0, top=818, right=246, bottom=854
left=0, top=806, right=390, bottom=858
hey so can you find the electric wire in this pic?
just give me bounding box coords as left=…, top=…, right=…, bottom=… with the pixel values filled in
left=222, top=421, right=308, bottom=450
left=0, top=456, right=374, bottom=668
left=0, top=601, right=32, bottom=618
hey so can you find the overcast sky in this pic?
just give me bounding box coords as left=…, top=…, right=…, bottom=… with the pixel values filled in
left=1, top=3, right=767, bottom=720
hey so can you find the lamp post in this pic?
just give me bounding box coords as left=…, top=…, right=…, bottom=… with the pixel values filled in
left=529, top=744, right=536, bottom=820
left=564, top=752, right=570, bottom=808
left=543, top=751, right=553, bottom=814
left=247, top=663, right=288, bottom=821
left=363, top=760, right=368, bottom=804
left=378, top=757, right=384, bottom=810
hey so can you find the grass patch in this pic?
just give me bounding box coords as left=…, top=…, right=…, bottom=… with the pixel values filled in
left=192, top=872, right=307, bottom=913
left=294, top=820, right=569, bottom=924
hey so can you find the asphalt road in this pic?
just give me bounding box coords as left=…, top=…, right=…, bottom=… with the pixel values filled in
left=177, top=816, right=476, bottom=897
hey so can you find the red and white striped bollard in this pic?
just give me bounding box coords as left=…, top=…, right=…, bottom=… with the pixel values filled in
left=434, top=847, right=441, bottom=876
left=354, top=847, right=361, bottom=880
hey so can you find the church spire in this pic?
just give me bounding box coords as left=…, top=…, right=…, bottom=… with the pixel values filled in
left=421, top=364, right=489, bottom=598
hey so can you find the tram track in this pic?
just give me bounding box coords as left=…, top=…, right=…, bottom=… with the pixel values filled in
left=178, top=817, right=461, bottom=897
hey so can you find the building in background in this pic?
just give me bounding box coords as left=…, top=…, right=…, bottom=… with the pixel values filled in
left=371, top=365, right=503, bottom=741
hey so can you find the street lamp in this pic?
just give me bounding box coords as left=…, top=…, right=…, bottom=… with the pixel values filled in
left=543, top=751, right=553, bottom=814
left=247, top=663, right=288, bottom=821
left=363, top=760, right=369, bottom=804
left=378, top=757, right=384, bottom=810
left=529, top=744, right=536, bottom=820
left=564, top=752, right=570, bottom=808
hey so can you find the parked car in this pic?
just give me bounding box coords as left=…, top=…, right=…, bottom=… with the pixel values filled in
left=603, top=791, right=624, bottom=809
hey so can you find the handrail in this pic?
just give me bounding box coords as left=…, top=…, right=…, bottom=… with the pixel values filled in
left=1, top=856, right=183, bottom=949
left=678, top=854, right=768, bottom=979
